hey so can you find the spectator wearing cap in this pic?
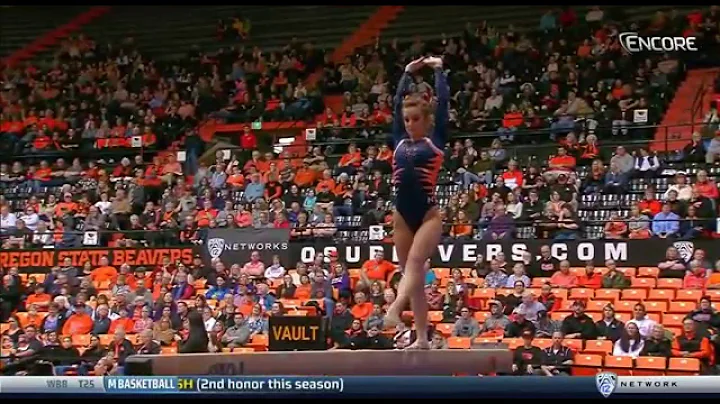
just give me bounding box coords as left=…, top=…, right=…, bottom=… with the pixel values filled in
left=687, top=296, right=720, bottom=337
left=664, top=171, right=692, bottom=201
left=651, top=202, right=680, bottom=239
left=452, top=307, right=480, bottom=339
left=480, top=301, right=510, bottom=336
left=561, top=301, right=597, bottom=340
left=511, top=330, right=543, bottom=376
left=61, top=300, right=92, bottom=332
left=596, top=304, right=624, bottom=343
left=109, top=307, right=134, bottom=335
left=505, top=308, right=536, bottom=338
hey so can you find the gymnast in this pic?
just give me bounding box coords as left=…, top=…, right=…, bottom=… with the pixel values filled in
left=383, top=56, right=449, bottom=350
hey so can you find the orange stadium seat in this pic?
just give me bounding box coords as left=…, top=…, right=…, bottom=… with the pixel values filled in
left=644, top=301, right=668, bottom=314
left=583, top=340, right=613, bottom=354
left=436, top=323, right=453, bottom=336
left=604, top=356, right=633, bottom=375
left=474, top=311, right=490, bottom=323
left=705, top=290, right=720, bottom=301
left=532, top=278, right=551, bottom=287
left=447, top=337, right=472, bottom=349
left=99, top=334, right=113, bottom=346
left=656, top=278, right=682, bottom=289
left=503, top=338, right=522, bottom=350
left=435, top=268, right=451, bottom=279
left=161, top=346, right=177, bottom=355
left=586, top=312, right=602, bottom=322
left=634, top=356, right=668, bottom=376
left=572, top=354, right=603, bottom=376
left=429, top=311, right=443, bottom=323
left=617, top=267, right=636, bottom=278
left=615, top=300, right=639, bottom=313
left=638, top=267, right=660, bottom=278
left=595, top=289, right=621, bottom=302
left=667, top=358, right=701, bottom=376
left=648, top=289, right=675, bottom=302
left=630, top=277, right=656, bottom=289
left=569, top=288, right=594, bottom=301
left=551, top=312, right=571, bottom=322
left=569, top=267, right=585, bottom=276
left=622, top=289, right=648, bottom=301
left=587, top=300, right=611, bottom=312
left=533, top=339, right=552, bottom=350
left=662, top=313, right=686, bottom=327
left=564, top=339, right=584, bottom=352
left=615, top=312, right=632, bottom=323
left=72, top=334, right=91, bottom=347
left=675, top=289, right=703, bottom=302
left=551, top=288, right=568, bottom=302
left=560, top=300, right=576, bottom=311
left=472, top=288, right=496, bottom=300
left=669, top=301, right=695, bottom=313
left=460, top=268, right=472, bottom=277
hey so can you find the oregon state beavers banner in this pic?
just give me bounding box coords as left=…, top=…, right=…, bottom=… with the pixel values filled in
left=0, top=247, right=195, bottom=272
left=202, top=228, right=290, bottom=268
left=289, top=239, right=719, bottom=268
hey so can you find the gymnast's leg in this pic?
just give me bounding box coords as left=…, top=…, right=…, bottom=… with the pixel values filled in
left=384, top=211, right=413, bottom=328
left=399, top=210, right=442, bottom=349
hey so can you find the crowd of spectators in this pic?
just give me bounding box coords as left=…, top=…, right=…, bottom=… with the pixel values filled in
left=1, top=6, right=720, bottom=376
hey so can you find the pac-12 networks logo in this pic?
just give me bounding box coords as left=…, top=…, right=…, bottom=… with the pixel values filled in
left=619, top=32, right=699, bottom=53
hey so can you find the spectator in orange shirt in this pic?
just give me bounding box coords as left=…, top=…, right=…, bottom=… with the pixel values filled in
left=62, top=302, right=94, bottom=335
left=350, top=291, right=373, bottom=321
left=90, top=256, right=118, bottom=284
left=577, top=261, right=603, bottom=288
left=359, top=251, right=395, bottom=289
left=550, top=260, right=578, bottom=288
left=683, top=261, right=707, bottom=290
left=545, top=146, right=577, bottom=182
left=315, top=169, right=335, bottom=194
left=294, top=162, right=317, bottom=188
left=603, top=211, right=628, bottom=239
left=336, top=143, right=362, bottom=175
left=671, top=318, right=714, bottom=372
left=109, top=307, right=135, bottom=335
left=194, top=199, right=218, bottom=228
left=226, top=165, right=246, bottom=190
left=693, top=169, right=719, bottom=200
left=25, top=284, right=52, bottom=312
left=497, top=104, right=524, bottom=142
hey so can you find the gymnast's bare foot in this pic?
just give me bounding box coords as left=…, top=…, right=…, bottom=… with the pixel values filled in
left=404, top=340, right=431, bottom=350
left=383, top=313, right=401, bottom=330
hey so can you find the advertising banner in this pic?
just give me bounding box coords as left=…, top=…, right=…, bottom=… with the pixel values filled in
left=0, top=247, right=195, bottom=272
left=268, top=316, right=325, bottom=351
left=202, top=228, right=290, bottom=267
left=289, top=239, right=718, bottom=268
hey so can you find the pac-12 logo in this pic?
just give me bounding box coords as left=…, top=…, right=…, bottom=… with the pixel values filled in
left=619, top=32, right=698, bottom=54
left=596, top=372, right=618, bottom=398
left=207, top=238, right=226, bottom=259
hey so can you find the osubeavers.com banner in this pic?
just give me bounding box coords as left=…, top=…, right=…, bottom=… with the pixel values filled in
left=1, top=238, right=717, bottom=272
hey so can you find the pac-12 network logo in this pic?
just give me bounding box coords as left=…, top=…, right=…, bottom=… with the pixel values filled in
left=619, top=32, right=698, bottom=54
left=596, top=372, right=618, bottom=398
left=207, top=238, right=226, bottom=259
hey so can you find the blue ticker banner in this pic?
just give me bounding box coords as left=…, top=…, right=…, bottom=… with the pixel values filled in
left=1, top=376, right=720, bottom=398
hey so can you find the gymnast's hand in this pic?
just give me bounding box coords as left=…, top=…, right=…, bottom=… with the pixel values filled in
left=424, top=56, right=443, bottom=69
left=404, top=57, right=426, bottom=73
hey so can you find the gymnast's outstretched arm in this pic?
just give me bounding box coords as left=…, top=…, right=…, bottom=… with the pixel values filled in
left=431, top=62, right=449, bottom=149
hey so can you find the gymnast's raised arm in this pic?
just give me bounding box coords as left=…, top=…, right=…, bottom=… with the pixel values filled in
left=428, top=58, right=449, bottom=148
left=392, top=57, right=425, bottom=147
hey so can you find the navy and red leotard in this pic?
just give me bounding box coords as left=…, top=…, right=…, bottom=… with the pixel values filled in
left=391, top=67, right=449, bottom=233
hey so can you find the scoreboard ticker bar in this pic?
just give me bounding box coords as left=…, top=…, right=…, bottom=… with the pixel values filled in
left=1, top=376, right=720, bottom=398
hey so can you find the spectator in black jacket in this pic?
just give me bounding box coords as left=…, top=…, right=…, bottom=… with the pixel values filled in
left=178, top=310, right=209, bottom=353
left=512, top=330, right=543, bottom=375
left=342, top=319, right=369, bottom=350
left=686, top=296, right=720, bottom=338
left=366, top=325, right=393, bottom=350
left=505, top=309, right=536, bottom=338
left=540, top=331, right=575, bottom=376
left=640, top=324, right=672, bottom=357
left=136, top=329, right=162, bottom=355
left=107, top=327, right=136, bottom=365
left=561, top=300, right=598, bottom=340
left=0, top=274, right=22, bottom=322
left=595, top=304, right=624, bottom=342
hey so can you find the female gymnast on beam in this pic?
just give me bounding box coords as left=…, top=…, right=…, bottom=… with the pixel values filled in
left=383, top=56, right=448, bottom=350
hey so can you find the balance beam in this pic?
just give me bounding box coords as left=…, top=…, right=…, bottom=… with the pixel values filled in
left=126, top=349, right=512, bottom=376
